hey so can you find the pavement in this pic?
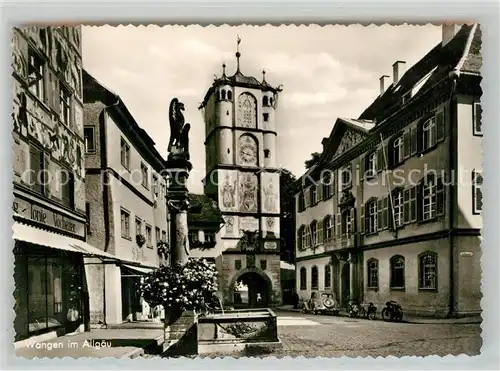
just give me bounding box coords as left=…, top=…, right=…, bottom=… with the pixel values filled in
left=275, top=305, right=483, bottom=324
left=15, top=324, right=164, bottom=359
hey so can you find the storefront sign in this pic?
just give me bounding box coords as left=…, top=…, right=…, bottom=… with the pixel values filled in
left=13, top=196, right=85, bottom=238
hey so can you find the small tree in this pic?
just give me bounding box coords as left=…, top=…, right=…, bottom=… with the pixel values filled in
left=139, top=258, right=218, bottom=322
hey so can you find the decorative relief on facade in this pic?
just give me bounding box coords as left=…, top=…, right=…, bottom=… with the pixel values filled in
left=132, top=246, right=145, bottom=262
left=238, top=134, right=258, bottom=166
left=239, top=172, right=258, bottom=213
left=334, top=129, right=364, bottom=157
left=238, top=216, right=259, bottom=235
left=263, top=217, right=280, bottom=238
left=11, top=30, right=28, bottom=78
left=261, top=172, right=280, bottom=214
left=219, top=170, right=238, bottom=212
left=73, top=101, right=83, bottom=135
left=237, top=93, right=257, bottom=128
left=223, top=215, right=238, bottom=238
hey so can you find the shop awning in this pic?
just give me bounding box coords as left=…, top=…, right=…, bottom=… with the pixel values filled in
left=122, top=264, right=155, bottom=275
left=12, top=222, right=118, bottom=261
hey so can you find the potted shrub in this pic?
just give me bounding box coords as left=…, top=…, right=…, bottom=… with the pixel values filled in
left=139, top=258, right=218, bottom=326
left=136, top=234, right=146, bottom=247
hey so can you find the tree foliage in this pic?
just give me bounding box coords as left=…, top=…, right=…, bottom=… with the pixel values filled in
left=279, top=168, right=297, bottom=264
left=305, top=152, right=321, bottom=170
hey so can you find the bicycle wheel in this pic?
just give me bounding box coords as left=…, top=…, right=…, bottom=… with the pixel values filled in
left=381, top=308, right=391, bottom=321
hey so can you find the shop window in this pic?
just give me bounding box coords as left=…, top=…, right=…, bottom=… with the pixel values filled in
left=300, top=267, right=307, bottom=290
left=390, top=255, right=405, bottom=289
left=311, top=266, right=318, bottom=290
left=367, top=258, right=378, bottom=289
left=419, top=251, right=437, bottom=290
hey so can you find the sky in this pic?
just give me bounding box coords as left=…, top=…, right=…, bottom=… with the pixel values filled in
left=82, top=24, right=442, bottom=193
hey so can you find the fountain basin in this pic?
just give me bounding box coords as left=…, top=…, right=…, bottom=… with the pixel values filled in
left=197, top=308, right=281, bottom=355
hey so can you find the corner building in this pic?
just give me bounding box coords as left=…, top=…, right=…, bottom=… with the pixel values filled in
left=11, top=26, right=115, bottom=343
left=199, top=50, right=283, bottom=307
left=82, top=70, right=169, bottom=326
left=295, top=24, right=482, bottom=318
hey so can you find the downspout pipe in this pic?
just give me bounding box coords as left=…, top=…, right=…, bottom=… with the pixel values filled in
left=447, top=69, right=459, bottom=318
left=100, top=97, right=120, bottom=326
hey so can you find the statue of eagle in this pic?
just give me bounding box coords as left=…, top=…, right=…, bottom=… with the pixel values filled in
left=168, top=98, right=185, bottom=152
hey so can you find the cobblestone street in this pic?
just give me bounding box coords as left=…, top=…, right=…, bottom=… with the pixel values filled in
left=261, top=311, right=482, bottom=358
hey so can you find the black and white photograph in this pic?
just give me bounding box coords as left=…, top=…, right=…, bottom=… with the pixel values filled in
left=10, top=23, right=483, bottom=359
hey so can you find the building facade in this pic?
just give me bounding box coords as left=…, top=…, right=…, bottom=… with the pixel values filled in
left=295, top=24, right=482, bottom=318
left=199, top=49, right=283, bottom=307
left=11, top=26, right=119, bottom=343
left=83, top=70, right=169, bottom=326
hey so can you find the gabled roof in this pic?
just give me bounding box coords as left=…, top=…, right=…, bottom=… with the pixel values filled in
left=359, top=24, right=481, bottom=124
left=83, top=69, right=167, bottom=172
left=187, top=193, right=225, bottom=226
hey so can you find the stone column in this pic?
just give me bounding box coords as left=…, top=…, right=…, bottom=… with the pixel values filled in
left=165, top=158, right=192, bottom=266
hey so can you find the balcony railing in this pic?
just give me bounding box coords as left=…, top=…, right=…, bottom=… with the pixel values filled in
left=323, top=233, right=357, bottom=251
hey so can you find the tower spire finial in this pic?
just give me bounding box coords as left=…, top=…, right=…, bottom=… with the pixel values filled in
left=222, top=62, right=226, bottom=77
left=236, top=35, right=242, bottom=72
left=262, top=69, right=266, bottom=82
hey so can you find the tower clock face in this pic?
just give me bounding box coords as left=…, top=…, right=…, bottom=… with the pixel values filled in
left=239, top=144, right=257, bottom=164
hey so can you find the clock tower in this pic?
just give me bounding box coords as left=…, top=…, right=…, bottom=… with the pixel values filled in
left=199, top=38, right=283, bottom=307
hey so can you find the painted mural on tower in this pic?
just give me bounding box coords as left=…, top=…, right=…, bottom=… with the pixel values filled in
left=239, top=172, right=258, bottom=213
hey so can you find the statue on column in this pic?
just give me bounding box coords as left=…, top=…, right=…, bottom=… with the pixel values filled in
left=168, top=98, right=191, bottom=160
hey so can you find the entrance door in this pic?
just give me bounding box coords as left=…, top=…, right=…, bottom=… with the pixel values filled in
left=341, top=263, right=350, bottom=309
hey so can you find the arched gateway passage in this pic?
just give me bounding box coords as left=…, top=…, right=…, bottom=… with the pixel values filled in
left=229, top=268, right=272, bottom=308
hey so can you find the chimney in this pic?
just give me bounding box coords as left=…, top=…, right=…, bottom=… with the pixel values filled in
left=392, top=61, right=406, bottom=85
left=442, top=23, right=461, bottom=46
left=379, top=75, right=390, bottom=96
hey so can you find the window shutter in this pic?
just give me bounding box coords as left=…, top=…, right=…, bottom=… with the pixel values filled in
left=410, top=126, right=418, bottom=155
left=360, top=155, right=365, bottom=181
left=350, top=208, right=356, bottom=234
left=29, top=146, right=40, bottom=190
left=377, top=146, right=384, bottom=172
left=403, top=189, right=410, bottom=224
left=382, top=197, right=388, bottom=229
left=377, top=199, right=383, bottom=231
left=436, top=178, right=445, bottom=216
left=43, top=153, right=50, bottom=194
left=360, top=205, right=365, bottom=235
left=388, top=195, right=394, bottom=231
left=387, top=138, right=394, bottom=168
left=336, top=213, right=341, bottom=236
left=417, top=122, right=424, bottom=153
left=403, top=129, right=411, bottom=158
left=43, top=64, right=52, bottom=108
left=318, top=220, right=324, bottom=244
left=332, top=171, right=336, bottom=195
left=436, top=110, right=445, bottom=142
left=304, top=189, right=310, bottom=208
left=317, top=183, right=323, bottom=202
left=416, top=184, right=423, bottom=221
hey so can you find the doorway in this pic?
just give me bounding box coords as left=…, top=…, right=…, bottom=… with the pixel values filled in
left=233, top=272, right=270, bottom=308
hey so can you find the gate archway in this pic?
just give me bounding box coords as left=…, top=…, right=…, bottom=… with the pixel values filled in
left=229, top=267, right=272, bottom=308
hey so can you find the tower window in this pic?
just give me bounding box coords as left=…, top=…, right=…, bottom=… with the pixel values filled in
left=227, top=90, right=232, bottom=100
left=264, top=149, right=270, bottom=158
left=221, top=90, right=226, bottom=100
left=263, top=113, right=269, bottom=122
left=263, top=96, right=268, bottom=106
left=270, top=97, right=273, bottom=106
